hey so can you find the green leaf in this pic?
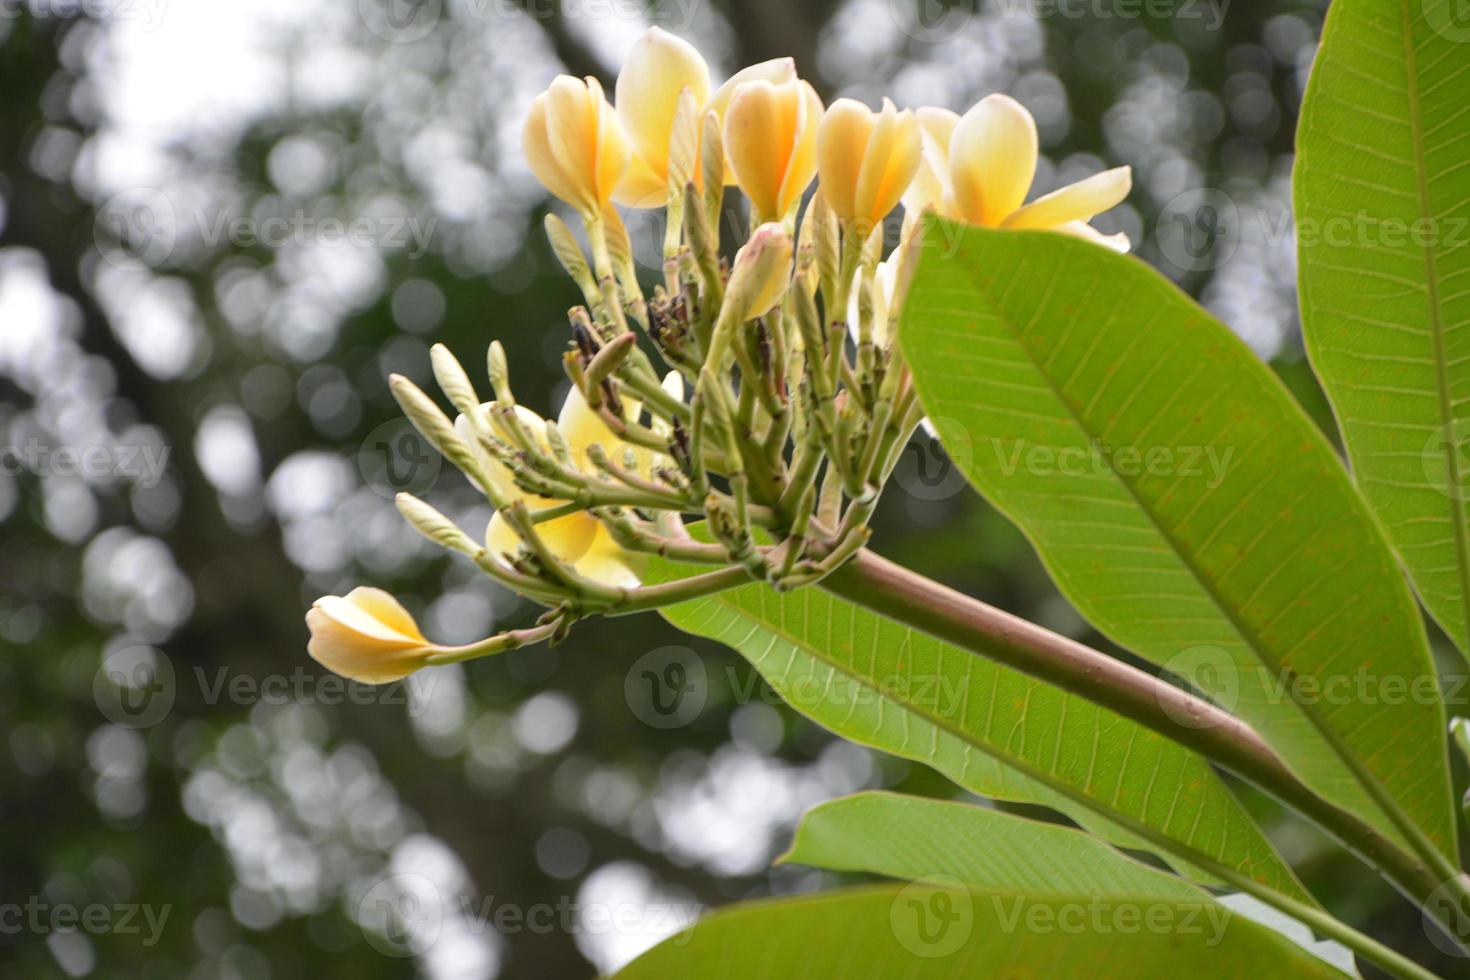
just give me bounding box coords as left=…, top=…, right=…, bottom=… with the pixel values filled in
left=784, top=792, right=1359, bottom=977
left=612, top=885, right=1349, bottom=979
left=650, top=545, right=1314, bottom=905
left=781, top=791, right=1207, bottom=900
left=1295, top=0, right=1470, bottom=657
left=899, top=219, right=1454, bottom=863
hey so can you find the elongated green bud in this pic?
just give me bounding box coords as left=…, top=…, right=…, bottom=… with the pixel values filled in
left=430, top=343, right=482, bottom=422
left=396, top=493, right=481, bottom=557
left=389, top=374, right=487, bottom=494
left=487, top=340, right=514, bottom=406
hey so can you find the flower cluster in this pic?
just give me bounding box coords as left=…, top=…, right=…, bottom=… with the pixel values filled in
left=307, top=28, right=1131, bottom=684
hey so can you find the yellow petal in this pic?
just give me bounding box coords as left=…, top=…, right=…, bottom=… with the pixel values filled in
left=724, top=79, right=793, bottom=221
left=532, top=75, right=629, bottom=215
left=571, top=521, right=641, bottom=587
left=948, top=94, right=1037, bottom=226
left=612, top=152, right=669, bottom=208
left=708, top=57, right=796, bottom=135
left=615, top=27, right=711, bottom=188
left=522, top=93, right=586, bottom=210
left=344, top=587, right=427, bottom=643
left=853, top=99, right=921, bottom=228
left=816, top=98, right=875, bottom=225
left=902, top=106, right=959, bottom=217
left=1001, top=166, right=1132, bottom=230
left=777, top=81, right=823, bottom=220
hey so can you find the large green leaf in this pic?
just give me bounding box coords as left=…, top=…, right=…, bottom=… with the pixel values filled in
left=783, top=792, right=1358, bottom=977
left=1295, top=0, right=1470, bottom=655
left=613, top=885, right=1348, bottom=979
left=899, top=220, right=1454, bottom=862
left=651, top=548, right=1313, bottom=905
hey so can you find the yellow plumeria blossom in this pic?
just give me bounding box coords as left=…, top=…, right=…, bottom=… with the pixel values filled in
left=817, top=97, right=922, bottom=233
left=306, top=587, right=434, bottom=684
left=522, top=74, right=629, bottom=217
left=613, top=27, right=795, bottom=206
left=724, top=77, right=824, bottom=224
left=905, top=94, right=1132, bottom=251
left=460, top=389, right=642, bottom=588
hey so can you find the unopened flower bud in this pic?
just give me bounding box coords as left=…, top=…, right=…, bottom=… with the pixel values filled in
left=724, top=77, right=823, bottom=223
left=306, top=587, right=434, bottom=684
left=817, top=97, right=921, bottom=233
left=396, top=493, right=481, bottom=557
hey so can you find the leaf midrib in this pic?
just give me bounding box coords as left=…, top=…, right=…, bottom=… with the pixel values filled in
left=1397, top=0, right=1470, bottom=651
left=941, top=245, right=1415, bottom=857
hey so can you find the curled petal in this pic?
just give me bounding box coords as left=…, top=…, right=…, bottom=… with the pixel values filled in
left=1001, top=166, right=1132, bottom=230
left=615, top=27, right=711, bottom=190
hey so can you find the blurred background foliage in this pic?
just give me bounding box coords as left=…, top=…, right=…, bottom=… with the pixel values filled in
left=0, top=0, right=1454, bottom=976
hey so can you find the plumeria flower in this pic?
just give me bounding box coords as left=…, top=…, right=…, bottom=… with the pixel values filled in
left=522, top=74, right=630, bottom=218
left=817, top=97, right=923, bottom=235
left=306, top=587, right=434, bottom=684
left=724, top=76, right=824, bottom=225
left=614, top=26, right=796, bottom=207
left=459, top=389, right=642, bottom=588
left=903, top=94, right=1132, bottom=251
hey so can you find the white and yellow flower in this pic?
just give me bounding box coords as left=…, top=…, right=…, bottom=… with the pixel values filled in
left=307, top=587, right=434, bottom=685
left=522, top=74, right=630, bottom=217
left=613, top=27, right=796, bottom=206
left=723, top=76, right=824, bottom=224
left=904, top=94, right=1131, bottom=250
left=817, top=97, right=922, bottom=233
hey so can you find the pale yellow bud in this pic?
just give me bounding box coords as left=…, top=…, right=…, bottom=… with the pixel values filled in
left=723, top=78, right=823, bottom=223
left=817, top=97, right=922, bottom=232
left=724, top=222, right=795, bottom=324
left=522, top=74, right=629, bottom=216
left=306, top=587, right=433, bottom=684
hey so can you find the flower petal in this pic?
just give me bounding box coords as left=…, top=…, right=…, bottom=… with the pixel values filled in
left=948, top=94, right=1037, bottom=226
left=344, top=586, right=427, bottom=643
left=1001, top=166, right=1132, bottom=230
left=615, top=27, right=710, bottom=183
left=816, top=98, right=875, bottom=224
